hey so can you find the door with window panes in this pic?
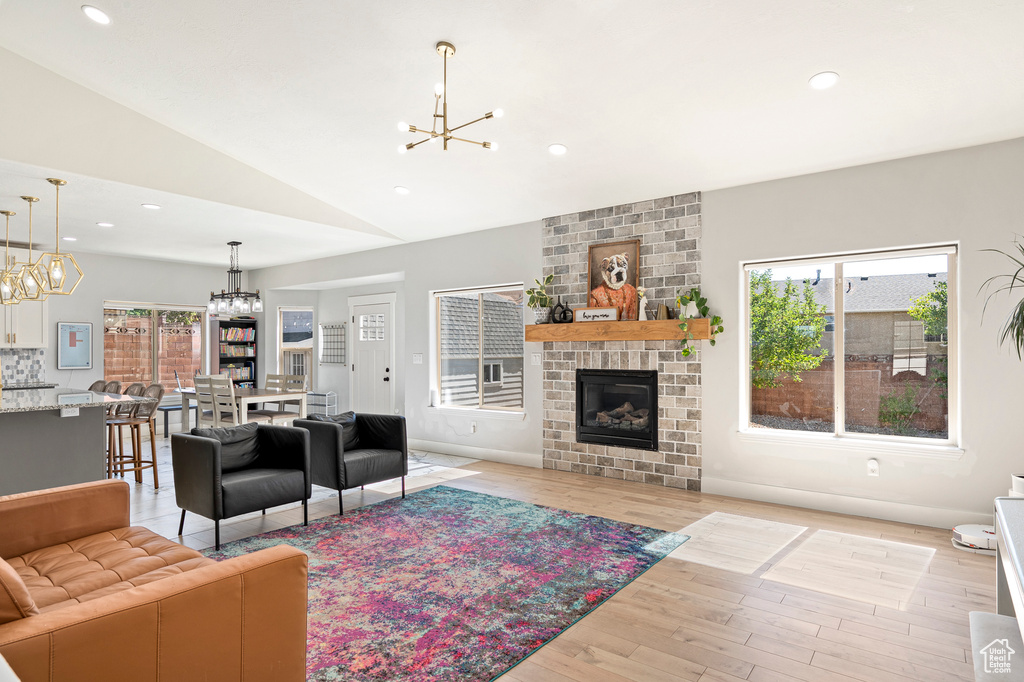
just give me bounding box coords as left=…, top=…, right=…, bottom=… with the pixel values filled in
left=352, top=303, right=392, bottom=413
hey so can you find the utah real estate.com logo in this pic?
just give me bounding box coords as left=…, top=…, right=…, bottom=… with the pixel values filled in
left=980, top=638, right=1015, bottom=674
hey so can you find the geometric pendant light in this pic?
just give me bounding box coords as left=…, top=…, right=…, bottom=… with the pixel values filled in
left=0, top=210, right=22, bottom=305
left=35, top=178, right=83, bottom=296
left=14, top=196, right=46, bottom=301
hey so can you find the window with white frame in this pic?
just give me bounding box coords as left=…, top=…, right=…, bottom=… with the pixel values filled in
left=745, top=246, right=956, bottom=445
left=278, top=307, right=313, bottom=387
left=435, top=286, right=524, bottom=410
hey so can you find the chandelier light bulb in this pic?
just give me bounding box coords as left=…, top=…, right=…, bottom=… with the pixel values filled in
left=492, top=108, right=504, bottom=118
left=252, top=296, right=263, bottom=313
left=240, top=298, right=251, bottom=314
left=217, top=298, right=228, bottom=314
left=397, top=121, right=409, bottom=132
left=397, top=144, right=407, bottom=154
left=207, top=297, right=217, bottom=314
left=488, top=142, right=498, bottom=151
left=434, top=82, right=445, bottom=96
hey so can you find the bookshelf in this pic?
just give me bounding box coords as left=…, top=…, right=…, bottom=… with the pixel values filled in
left=211, top=317, right=258, bottom=388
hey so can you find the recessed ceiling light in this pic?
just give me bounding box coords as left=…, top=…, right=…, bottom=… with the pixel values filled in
left=548, top=143, right=568, bottom=156
left=808, top=71, right=840, bottom=90
left=81, top=5, right=111, bottom=25
left=394, top=186, right=410, bottom=195
left=141, top=203, right=161, bottom=210
left=62, top=237, right=77, bottom=242
left=96, top=222, right=114, bottom=227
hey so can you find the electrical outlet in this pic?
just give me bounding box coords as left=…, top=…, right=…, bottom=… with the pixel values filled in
left=412, top=353, right=423, bottom=365
left=531, top=353, right=542, bottom=366
left=867, top=458, right=880, bottom=477
left=471, top=421, right=477, bottom=434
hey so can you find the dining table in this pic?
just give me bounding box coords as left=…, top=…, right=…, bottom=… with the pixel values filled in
left=178, top=386, right=307, bottom=431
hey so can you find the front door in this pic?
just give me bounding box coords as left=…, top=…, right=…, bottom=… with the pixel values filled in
left=351, top=302, right=393, bottom=414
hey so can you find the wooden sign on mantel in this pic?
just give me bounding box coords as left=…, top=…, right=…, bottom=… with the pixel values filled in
left=574, top=307, right=619, bottom=322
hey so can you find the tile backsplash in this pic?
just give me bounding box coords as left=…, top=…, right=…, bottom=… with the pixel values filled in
left=0, top=349, right=46, bottom=384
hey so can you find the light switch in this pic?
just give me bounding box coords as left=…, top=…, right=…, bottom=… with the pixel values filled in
left=412, top=353, right=423, bottom=365
left=531, top=353, right=542, bottom=366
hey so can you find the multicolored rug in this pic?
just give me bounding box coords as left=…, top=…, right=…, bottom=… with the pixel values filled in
left=205, top=485, right=688, bottom=681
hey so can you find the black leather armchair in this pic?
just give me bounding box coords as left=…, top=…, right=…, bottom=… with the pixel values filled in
left=171, top=423, right=311, bottom=549
left=294, top=414, right=408, bottom=514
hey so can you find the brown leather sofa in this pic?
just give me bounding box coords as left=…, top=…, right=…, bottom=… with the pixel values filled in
left=0, top=479, right=308, bottom=681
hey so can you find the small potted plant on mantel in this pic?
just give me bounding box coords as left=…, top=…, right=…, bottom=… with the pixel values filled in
left=526, top=274, right=554, bottom=324
left=676, top=287, right=724, bottom=357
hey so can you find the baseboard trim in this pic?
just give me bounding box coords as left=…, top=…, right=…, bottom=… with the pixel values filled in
left=701, top=477, right=991, bottom=529
left=409, top=439, right=543, bottom=469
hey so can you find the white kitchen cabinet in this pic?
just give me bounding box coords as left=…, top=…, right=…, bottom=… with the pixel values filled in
left=1, top=249, right=49, bottom=349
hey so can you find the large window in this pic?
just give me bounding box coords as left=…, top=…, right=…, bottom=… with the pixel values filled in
left=745, top=247, right=956, bottom=445
left=435, top=286, right=524, bottom=410
left=103, top=305, right=205, bottom=389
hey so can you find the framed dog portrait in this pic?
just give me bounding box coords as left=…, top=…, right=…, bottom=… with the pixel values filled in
left=587, top=240, right=640, bottom=321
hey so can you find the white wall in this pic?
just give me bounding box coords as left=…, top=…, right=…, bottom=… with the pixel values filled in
left=45, top=251, right=226, bottom=389
left=702, top=137, right=1024, bottom=526
left=251, top=221, right=544, bottom=466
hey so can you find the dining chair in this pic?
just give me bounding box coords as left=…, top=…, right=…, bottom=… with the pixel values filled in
left=249, top=374, right=306, bottom=424
left=195, top=375, right=270, bottom=428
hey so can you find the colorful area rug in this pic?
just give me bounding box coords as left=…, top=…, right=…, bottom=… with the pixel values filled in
left=205, top=485, right=688, bottom=681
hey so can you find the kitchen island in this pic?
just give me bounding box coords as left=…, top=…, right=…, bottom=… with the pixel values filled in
left=0, top=388, right=150, bottom=495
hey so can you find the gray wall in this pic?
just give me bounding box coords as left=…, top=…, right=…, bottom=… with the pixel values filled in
left=251, top=221, right=544, bottom=464
left=701, top=137, right=1024, bottom=525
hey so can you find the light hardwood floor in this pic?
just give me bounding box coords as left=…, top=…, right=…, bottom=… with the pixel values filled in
left=124, top=434, right=994, bottom=682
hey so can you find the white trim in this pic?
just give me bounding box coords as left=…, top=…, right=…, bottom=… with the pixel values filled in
left=742, top=243, right=958, bottom=271
left=349, top=292, right=397, bottom=414
left=409, top=438, right=541, bottom=468
left=428, top=406, right=527, bottom=421
left=736, top=428, right=964, bottom=460
left=104, top=300, right=207, bottom=313
left=701, top=476, right=989, bottom=528
left=834, top=262, right=846, bottom=436
left=432, top=282, right=524, bottom=297
left=276, top=305, right=315, bottom=386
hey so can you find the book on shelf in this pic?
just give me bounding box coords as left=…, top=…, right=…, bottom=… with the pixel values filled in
left=219, top=343, right=255, bottom=357
left=219, top=327, right=255, bottom=342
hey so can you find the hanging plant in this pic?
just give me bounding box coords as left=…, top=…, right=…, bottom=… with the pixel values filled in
left=676, top=287, right=724, bottom=357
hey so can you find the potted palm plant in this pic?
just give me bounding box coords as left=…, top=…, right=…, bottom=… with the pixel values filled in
left=984, top=237, right=1024, bottom=357
left=525, top=274, right=554, bottom=324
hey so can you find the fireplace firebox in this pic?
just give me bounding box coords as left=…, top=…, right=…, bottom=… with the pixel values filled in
left=576, top=369, right=658, bottom=451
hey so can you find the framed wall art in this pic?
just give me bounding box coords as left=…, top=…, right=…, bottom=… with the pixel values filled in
left=587, top=239, right=640, bottom=320
left=57, top=321, right=93, bottom=370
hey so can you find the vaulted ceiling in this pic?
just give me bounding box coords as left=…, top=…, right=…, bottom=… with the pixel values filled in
left=1, top=0, right=1022, bottom=268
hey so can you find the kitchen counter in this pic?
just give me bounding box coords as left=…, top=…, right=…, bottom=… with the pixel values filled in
left=0, top=388, right=150, bottom=413
left=0, top=382, right=58, bottom=391
left=0, top=389, right=154, bottom=495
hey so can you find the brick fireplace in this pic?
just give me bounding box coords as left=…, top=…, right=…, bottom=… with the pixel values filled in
left=541, top=192, right=703, bottom=490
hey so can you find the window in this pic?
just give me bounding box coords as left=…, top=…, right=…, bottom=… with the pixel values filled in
left=483, top=363, right=502, bottom=384
left=359, top=314, right=385, bottom=341
left=278, top=308, right=313, bottom=386
left=103, top=305, right=205, bottom=388
left=435, top=286, right=524, bottom=410
left=745, top=246, right=956, bottom=445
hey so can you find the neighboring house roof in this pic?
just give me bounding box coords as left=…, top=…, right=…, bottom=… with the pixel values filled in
left=440, top=293, right=524, bottom=359
left=764, top=273, right=947, bottom=314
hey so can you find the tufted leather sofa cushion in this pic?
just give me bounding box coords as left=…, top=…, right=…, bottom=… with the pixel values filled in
left=0, top=556, right=39, bottom=624
left=4, top=526, right=214, bottom=612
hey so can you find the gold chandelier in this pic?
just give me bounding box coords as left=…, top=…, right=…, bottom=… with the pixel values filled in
left=397, top=42, right=503, bottom=153
left=0, top=178, right=83, bottom=304
left=0, top=210, right=20, bottom=305
left=35, top=178, right=84, bottom=296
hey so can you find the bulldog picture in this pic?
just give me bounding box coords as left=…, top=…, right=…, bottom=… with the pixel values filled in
left=587, top=240, right=640, bottom=320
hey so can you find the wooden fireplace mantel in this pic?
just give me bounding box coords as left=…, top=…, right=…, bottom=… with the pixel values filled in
left=524, top=318, right=711, bottom=343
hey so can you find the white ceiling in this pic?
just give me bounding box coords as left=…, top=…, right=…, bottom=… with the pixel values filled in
left=0, top=0, right=1022, bottom=269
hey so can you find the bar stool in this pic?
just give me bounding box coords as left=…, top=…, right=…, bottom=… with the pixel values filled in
left=107, top=384, right=164, bottom=487
left=88, top=379, right=107, bottom=392
left=106, top=382, right=145, bottom=478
